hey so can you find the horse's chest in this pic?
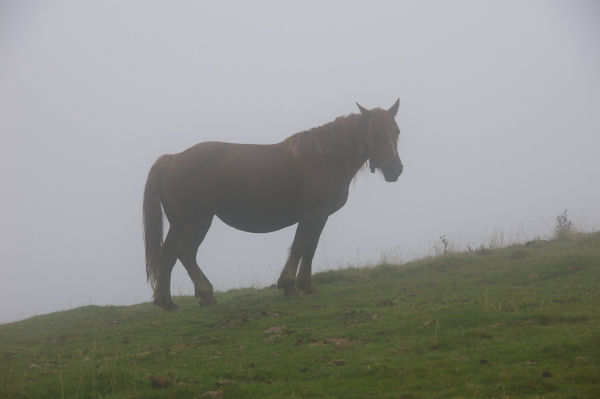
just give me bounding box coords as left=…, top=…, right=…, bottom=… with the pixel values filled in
left=322, top=187, right=349, bottom=214
left=300, top=173, right=350, bottom=215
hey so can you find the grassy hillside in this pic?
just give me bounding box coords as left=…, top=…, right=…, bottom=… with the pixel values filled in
left=1, top=233, right=599, bottom=399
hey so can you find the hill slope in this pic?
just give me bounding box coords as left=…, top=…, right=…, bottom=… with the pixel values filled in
left=1, top=233, right=599, bottom=398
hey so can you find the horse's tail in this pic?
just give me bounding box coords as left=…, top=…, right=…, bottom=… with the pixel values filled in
left=143, top=154, right=171, bottom=290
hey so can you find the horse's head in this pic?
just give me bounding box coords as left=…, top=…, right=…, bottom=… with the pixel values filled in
left=357, top=99, right=403, bottom=182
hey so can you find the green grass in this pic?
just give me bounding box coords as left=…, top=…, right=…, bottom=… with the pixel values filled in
left=2, top=233, right=600, bottom=398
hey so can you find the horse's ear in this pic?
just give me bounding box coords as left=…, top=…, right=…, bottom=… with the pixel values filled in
left=388, top=98, right=400, bottom=117
left=356, top=102, right=370, bottom=116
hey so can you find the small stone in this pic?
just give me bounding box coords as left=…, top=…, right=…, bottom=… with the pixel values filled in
left=264, top=325, right=286, bottom=334
left=147, top=374, right=171, bottom=389
left=525, top=361, right=538, bottom=365
left=199, top=389, right=223, bottom=398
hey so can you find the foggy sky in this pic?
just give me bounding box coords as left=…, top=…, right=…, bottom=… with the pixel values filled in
left=1, top=1, right=599, bottom=323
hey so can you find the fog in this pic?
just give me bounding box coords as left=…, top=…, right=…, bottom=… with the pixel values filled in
left=1, top=1, right=599, bottom=323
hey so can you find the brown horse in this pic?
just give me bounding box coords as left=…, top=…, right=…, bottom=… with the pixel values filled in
left=143, top=99, right=403, bottom=310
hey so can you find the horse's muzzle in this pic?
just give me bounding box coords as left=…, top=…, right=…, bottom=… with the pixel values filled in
left=383, top=162, right=403, bottom=182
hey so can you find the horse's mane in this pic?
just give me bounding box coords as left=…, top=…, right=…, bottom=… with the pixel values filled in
left=282, top=113, right=365, bottom=160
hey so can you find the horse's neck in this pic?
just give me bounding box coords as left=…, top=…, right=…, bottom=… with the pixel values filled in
left=285, top=114, right=369, bottom=181
left=330, top=117, right=369, bottom=181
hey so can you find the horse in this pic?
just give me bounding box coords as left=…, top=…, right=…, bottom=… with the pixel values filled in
left=143, top=99, right=403, bottom=310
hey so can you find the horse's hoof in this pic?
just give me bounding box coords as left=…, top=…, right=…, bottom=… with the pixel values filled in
left=282, top=285, right=299, bottom=297
left=154, top=298, right=179, bottom=311
left=301, top=286, right=318, bottom=295
left=296, top=278, right=317, bottom=295
left=198, top=295, right=217, bottom=306
left=277, top=277, right=295, bottom=292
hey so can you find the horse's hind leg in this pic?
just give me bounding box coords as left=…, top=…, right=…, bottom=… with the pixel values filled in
left=154, top=225, right=183, bottom=310
left=178, top=217, right=217, bottom=306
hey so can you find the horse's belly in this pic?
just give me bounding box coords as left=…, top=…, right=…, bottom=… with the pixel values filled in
left=214, top=149, right=303, bottom=232
left=216, top=202, right=299, bottom=233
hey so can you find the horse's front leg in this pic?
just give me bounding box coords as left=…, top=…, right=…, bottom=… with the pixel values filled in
left=296, top=215, right=328, bottom=294
left=277, top=250, right=301, bottom=296
left=278, top=215, right=328, bottom=295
